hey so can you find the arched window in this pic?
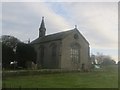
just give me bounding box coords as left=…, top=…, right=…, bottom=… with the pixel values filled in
left=50, top=43, right=57, bottom=57
left=70, top=43, right=80, bottom=64
left=52, top=45, right=57, bottom=57
left=49, top=43, right=57, bottom=68
left=39, top=45, right=44, bottom=66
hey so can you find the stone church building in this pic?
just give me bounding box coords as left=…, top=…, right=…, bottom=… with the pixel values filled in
left=31, top=17, right=91, bottom=70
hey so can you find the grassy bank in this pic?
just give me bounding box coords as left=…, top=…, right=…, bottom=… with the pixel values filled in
left=2, top=65, right=118, bottom=88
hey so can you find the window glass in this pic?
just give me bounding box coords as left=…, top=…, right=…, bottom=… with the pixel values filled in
left=70, top=43, right=80, bottom=63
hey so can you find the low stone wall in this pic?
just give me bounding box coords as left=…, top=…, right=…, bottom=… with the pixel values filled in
left=3, top=69, right=82, bottom=77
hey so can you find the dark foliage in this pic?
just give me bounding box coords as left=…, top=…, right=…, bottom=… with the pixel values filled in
left=1, top=35, right=20, bottom=69
left=95, top=52, right=116, bottom=66
left=16, top=43, right=36, bottom=68
left=2, top=43, right=15, bottom=69
left=101, top=59, right=116, bottom=66
left=1, top=35, right=21, bottom=48
left=1, top=35, right=36, bottom=69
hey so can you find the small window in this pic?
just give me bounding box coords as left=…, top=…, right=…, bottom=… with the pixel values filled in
left=74, top=34, right=79, bottom=39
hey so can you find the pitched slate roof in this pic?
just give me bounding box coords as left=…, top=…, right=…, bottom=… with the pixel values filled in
left=31, top=28, right=89, bottom=44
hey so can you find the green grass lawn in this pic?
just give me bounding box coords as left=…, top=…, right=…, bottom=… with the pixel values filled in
left=2, top=65, right=118, bottom=88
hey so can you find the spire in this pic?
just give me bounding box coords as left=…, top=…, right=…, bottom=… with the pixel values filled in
left=39, top=17, right=46, bottom=37
left=40, top=17, right=45, bottom=29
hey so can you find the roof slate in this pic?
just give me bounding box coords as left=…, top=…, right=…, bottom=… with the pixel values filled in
left=31, top=28, right=89, bottom=44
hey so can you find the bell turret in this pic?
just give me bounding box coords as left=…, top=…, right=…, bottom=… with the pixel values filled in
left=39, top=17, right=46, bottom=37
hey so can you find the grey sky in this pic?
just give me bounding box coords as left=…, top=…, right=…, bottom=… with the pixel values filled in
left=1, top=2, right=118, bottom=62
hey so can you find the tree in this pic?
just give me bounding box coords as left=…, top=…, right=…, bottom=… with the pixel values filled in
left=91, top=55, right=96, bottom=64
left=2, top=43, right=15, bottom=69
left=95, top=52, right=104, bottom=64
left=101, top=59, right=116, bottom=66
left=1, top=35, right=37, bottom=69
left=16, top=43, right=36, bottom=68
left=1, top=35, right=20, bottom=69
left=95, top=52, right=116, bottom=66
left=1, top=35, right=21, bottom=49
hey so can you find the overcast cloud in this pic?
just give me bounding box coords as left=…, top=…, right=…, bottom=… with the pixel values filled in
left=2, top=2, right=118, bottom=62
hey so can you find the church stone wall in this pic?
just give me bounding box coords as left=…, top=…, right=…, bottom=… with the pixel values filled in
left=61, top=30, right=90, bottom=70
left=43, top=40, right=61, bottom=69
left=33, top=40, right=61, bottom=69
left=32, top=30, right=90, bottom=70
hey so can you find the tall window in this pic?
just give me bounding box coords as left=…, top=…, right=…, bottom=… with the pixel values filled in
left=52, top=45, right=57, bottom=57
left=39, top=45, right=44, bottom=66
left=70, top=43, right=80, bottom=64
left=50, top=43, right=57, bottom=68
left=50, top=43, right=57, bottom=58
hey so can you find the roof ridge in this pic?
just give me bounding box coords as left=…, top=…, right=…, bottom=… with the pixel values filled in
left=45, top=29, right=75, bottom=37
left=30, top=29, right=75, bottom=44
left=31, top=28, right=89, bottom=44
